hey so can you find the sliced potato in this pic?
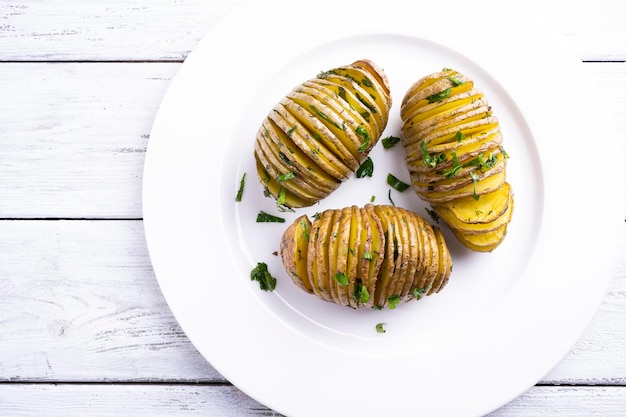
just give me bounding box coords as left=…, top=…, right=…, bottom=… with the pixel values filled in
left=279, top=215, right=313, bottom=294
left=401, top=68, right=513, bottom=251
left=254, top=59, right=391, bottom=209
left=279, top=205, right=453, bottom=309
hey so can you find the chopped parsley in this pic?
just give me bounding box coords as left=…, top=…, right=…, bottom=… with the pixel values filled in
left=420, top=140, right=446, bottom=168
left=387, top=295, right=401, bottom=309
left=376, top=322, right=386, bottom=333
left=425, top=207, right=439, bottom=223
left=256, top=211, right=286, bottom=223
left=235, top=173, right=246, bottom=202
left=388, top=189, right=395, bottom=206
left=277, top=186, right=287, bottom=206
left=356, top=126, right=371, bottom=152
left=250, top=262, right=276, bottom=292
left=412, top=288, right=427, bottom=300
left=427, top=88, right=451, bottom=103
left=353, top=279, right=370, bottom=304
left=277, top=172, right=296, bottom=182
left=333, top=272, right=349, bottom=287
left=387, top=173, right=410, bottom=192
left=448, top=76, right=465, bottom=87
left=356, top=157, right=374, bottom=178
left=382, top=135, right=401, bottom=149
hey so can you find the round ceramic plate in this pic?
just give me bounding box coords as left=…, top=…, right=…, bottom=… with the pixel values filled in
left=142, top=1, right=624, bottom=416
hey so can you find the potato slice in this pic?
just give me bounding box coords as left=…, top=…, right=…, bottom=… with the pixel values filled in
left=315, top=210, right=336, bottom=302
left=354, top=206, right=373, bottom=307
left=270, top=104, right=351, bottom=181
left=262, top=118, right=340, bottom=194
left=344, top=205, right=363, bottom=308
left=315, top=72, right=386, bottom=137
left=292, top=83, right=365, bottom=158
left=431, top=226, right=452, bottom=294
left=331, top=207, right=353, bottom=306
left=255, top=127, right=329, bottom=202
left=362, top=204, right=384, bottom=306
left=308, top=78, right=381, bottom=146
left=283, top=94, right=359, bottom=171
left=433, top=187, right=514, bottom=235
left=452, top=222, right=509, bottom=252
left=432, top=181, right=513, bottom=224
left=279, top=215, right=313, bottom=293
left=255, top=158, right=313, bottom=208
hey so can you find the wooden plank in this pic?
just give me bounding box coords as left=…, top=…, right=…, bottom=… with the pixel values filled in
left=0, top=0, right=624, bottom=61
left=0, top=220, right=220, bottom=382
left=0, top=62, right=179, bottom=219
left=0, top=0, right=243, bottom=62
left=0, top=384, right=625, bottom=417
left=0, top=220, right=625, bottom=384
left=0, top=62, right=625, bottom=219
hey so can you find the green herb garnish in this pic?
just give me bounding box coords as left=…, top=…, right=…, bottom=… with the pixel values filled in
left=382, top=135, right=401, bottom=149
left=425, top=207, right=439, bottom=223
left=256, top=211, right=286, bottom=223
left=235, top=172, right=246, bottom=202
left=376, top=323, right=386, bottom=333
left=285, top=126, right=297, bottom=138
left=412, top=288, right=427, bottom=300
left=277, top=186, right=287, bottom=206
left=388, top=189, right=395, bottom=206
left=387, top=173, right=410, bottom=192
left=420, top=140, right=446, bottom=168
left=470, top=171, right=481, bottom=201
left=356, top=157, right=374, bottom=178
left=333, top=272, right=349, bottom=287
left=443, top=151, right=462, bottom=179
left=354, top=279, right=370, bottom=304
left=448, top=76, right=465, bottom=87
left=427, top=88, right=451, bottom=103
left=387, top=295, right=401, bottom=309
left=356, top=126, right=371, bottom=152
left=277, top=172, right=295, bottom=182
left=250, top=262, right=277, bottom=292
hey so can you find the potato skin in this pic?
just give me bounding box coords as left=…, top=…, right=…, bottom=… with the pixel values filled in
left=279, top=205, right=452, bottom=309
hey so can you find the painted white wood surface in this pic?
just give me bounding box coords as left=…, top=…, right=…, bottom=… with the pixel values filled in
left=1, top=0, right=625, bottom=416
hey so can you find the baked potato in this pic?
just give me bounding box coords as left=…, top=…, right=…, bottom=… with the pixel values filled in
left=400, top=68, right=514, bottom=252
left=255, top=59, right=392, bottom=208
left=280, top=204, right=452, bottom=309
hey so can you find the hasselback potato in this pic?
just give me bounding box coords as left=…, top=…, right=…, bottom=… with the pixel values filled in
left=254, top=59, right=392, bottom=208
left=400, top=68, right=514, bottom=252
left=280, top=204, right=452, bottom=309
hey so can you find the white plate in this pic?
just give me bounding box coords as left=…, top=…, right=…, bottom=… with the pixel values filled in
left=142, top=1, right=624, bottom=416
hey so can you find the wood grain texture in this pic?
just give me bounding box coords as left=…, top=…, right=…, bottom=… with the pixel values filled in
left=1, top=384, right=626, bottom=417
left=0, top=220, right=218, bottom=382
left=0, top=62, right=178, bottom=218
left=0, top=0, right=244, bottom=61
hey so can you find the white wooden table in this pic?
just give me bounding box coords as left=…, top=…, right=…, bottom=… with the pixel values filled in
left=1, top=1, right=625, bottom=415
